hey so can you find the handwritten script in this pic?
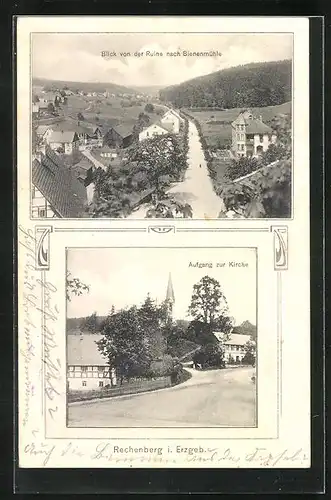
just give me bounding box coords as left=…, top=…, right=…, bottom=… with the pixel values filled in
left=19, top=225, right=60, bottom=425
left=22, top=439, right=309, bottom=468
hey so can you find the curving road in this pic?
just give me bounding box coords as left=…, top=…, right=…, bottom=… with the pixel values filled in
left=126, top=120, right=225, bottom=219
left=68, top=366, right=256, bottom=428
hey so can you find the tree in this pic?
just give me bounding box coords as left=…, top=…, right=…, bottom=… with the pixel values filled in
left=97, top=306, right=153, bottom=384
left=220, top=159, right=291, bottom=219
left=66, top=273, right=90, bottom=301
left=137, top=295, right=167, bottom=359
left=77, top=112, right=85, bottom=121
left=193, top=343, right=225, bottom=369
left=145, top=194, right=193, bottom=219
left=242, top=339, right=256, bottom=366
left=47, top=102, right=55, bottom=114
left=80, top=312, right=100, bottom=333
left=225, top=156, right=260, bottom=181
left=188, top=276, right=231, bottom=327
left=132, top=112, right=150, bottom=140
left=145, top=103, right=154, bottom=113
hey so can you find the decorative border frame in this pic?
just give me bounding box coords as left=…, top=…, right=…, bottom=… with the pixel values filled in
left=29, top=31, right=294, bottom=221
left=32, top=223, right=288, bottom=441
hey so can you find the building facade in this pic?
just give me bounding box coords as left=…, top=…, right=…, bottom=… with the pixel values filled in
left=231, top=110, right=277, bottom=158
left=67, top=333, right=117, bottom=390
left=48, top=131, right=80, bottom=154
left=139, top=122, right=171, bottom=141
left=160, top=109, right=183, bottom=134
left=213, top=332, right=254, bottom=363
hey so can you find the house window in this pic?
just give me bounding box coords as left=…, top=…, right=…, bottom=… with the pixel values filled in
left=146, top=132, right=149, bottom=137
left=82, top=381, right=87, bottom=387
left=81, top=366, right=87, bottom=372
left=38, top=208, right=46, bottom=218
left=99, top=381, right=104, bottom=388
left=98, top=367, right=104, bottom=372
left=68, top=366, right=74, bottom=371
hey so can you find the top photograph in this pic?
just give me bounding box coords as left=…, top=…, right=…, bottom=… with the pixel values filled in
left=30, top=33, right=293, bottom=219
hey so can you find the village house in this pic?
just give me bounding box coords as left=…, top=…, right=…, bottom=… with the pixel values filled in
left=231, top=110, right=277, bottom=158
left=36, top=124, right=55, bottom=143
left=32, top=144, right=90, bottom=218
left=71, top=156, right=95, bottom=185
left=98, top=144, right=115, bottom=158
left=160, top=109, right=184, bottom=134
left=213, top=332, right=253, bottom=363
left=67, top=333, right=117, bottom=390
left=48, top=130, right=79, bottom=154
left=139, top=121, right=173, bottom=141
left=103, top=124, right=134, bottom=149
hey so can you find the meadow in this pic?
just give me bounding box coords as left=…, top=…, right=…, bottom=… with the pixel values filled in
left=34, top=89, right=166, bottom=132
left=183, top=101, right=292, bottom=150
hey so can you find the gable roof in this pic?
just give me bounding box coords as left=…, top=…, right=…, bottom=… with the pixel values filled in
left=112, top=124, right=134, bottom=138
left=232, top=112, right=272, bottom=135
left=32, top=145, right=88, bottom=218
left=48, top=130, right=79, bottom=143
left=162, top=108, right=183, bottom=120
left=245, top=119, right=272, bottom=135
left=213, top=331, right=250, bottom=346
left=141, top=121, right=171, bottom=134
left=67, top=334, right=108, bottom=366
left=36, top=125, right=52, bottom=136
left=71, top=156, right=94, bottom=173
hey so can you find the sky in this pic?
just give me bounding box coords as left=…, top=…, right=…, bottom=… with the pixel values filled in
left=32, top=33, right=292, bottom=87
left=66, top=247, right=257, bottom=325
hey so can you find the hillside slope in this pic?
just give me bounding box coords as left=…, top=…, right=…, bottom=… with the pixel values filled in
left=159, top=60, right=292, bottom=109
left=33, top=77, right=137, bottom=95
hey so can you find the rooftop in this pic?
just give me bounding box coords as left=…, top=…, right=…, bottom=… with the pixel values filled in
left=245, top=119, right=272, bottom=135
left=67, top=334, right=108, bottom=366
left=48, top=130, right=79, bottom=143
left=32, top=145, right=88, bottom=218
left=112, top=123, right=134, bottom=138
left=213, top=332, right=251, bottom=346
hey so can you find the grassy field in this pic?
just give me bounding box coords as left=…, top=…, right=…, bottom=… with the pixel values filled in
left=183, top=101, right=292, bottom=150
left=34, top=89, right=165, bottom=132
left=68, top=95, right=164, bottom=127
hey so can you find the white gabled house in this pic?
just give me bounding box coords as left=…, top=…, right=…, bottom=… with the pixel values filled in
left=138, top=121, right=173, bottom=142
left=213, top=331, right=254, bottom=363
left=160, top=108, right=184, bottom=134
left=67, top=333, right=117, bottom=390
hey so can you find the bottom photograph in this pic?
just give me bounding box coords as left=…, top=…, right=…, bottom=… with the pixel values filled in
left=66, top=247, right=257, bottom=428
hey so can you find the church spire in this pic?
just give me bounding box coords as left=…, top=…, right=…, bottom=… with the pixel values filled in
left=166, top=272, right=175, bottom=304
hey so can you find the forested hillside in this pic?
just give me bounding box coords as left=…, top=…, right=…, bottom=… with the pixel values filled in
left=33, top=77, right=137, bottom=95
left=159, top=60, right=292, bottom=109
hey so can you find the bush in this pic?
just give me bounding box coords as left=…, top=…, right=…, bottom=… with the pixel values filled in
left=148, top=355, right=174, bottom=378
left=225, top=156, right=260, bottom=181
left=170, top=365, right=191, bottom=385
left=193, top=343, right=225, bottom=369
left=145, top=103, right=154, bottom=113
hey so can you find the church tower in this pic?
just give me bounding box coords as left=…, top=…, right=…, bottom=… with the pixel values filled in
left=165, top=272, right=175, bottom=321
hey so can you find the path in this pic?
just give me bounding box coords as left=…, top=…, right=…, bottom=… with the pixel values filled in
left=68, top=367, right=256, bottom=428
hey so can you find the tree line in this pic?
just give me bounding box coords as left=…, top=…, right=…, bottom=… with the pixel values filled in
left=159, top=60, right=292, bottom=109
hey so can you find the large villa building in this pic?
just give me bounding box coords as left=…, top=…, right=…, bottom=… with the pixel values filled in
left=231, top=109, right=277, bottom=158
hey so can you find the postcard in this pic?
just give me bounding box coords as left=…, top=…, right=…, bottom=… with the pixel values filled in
left=17, top=16, right=310, bottom=469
